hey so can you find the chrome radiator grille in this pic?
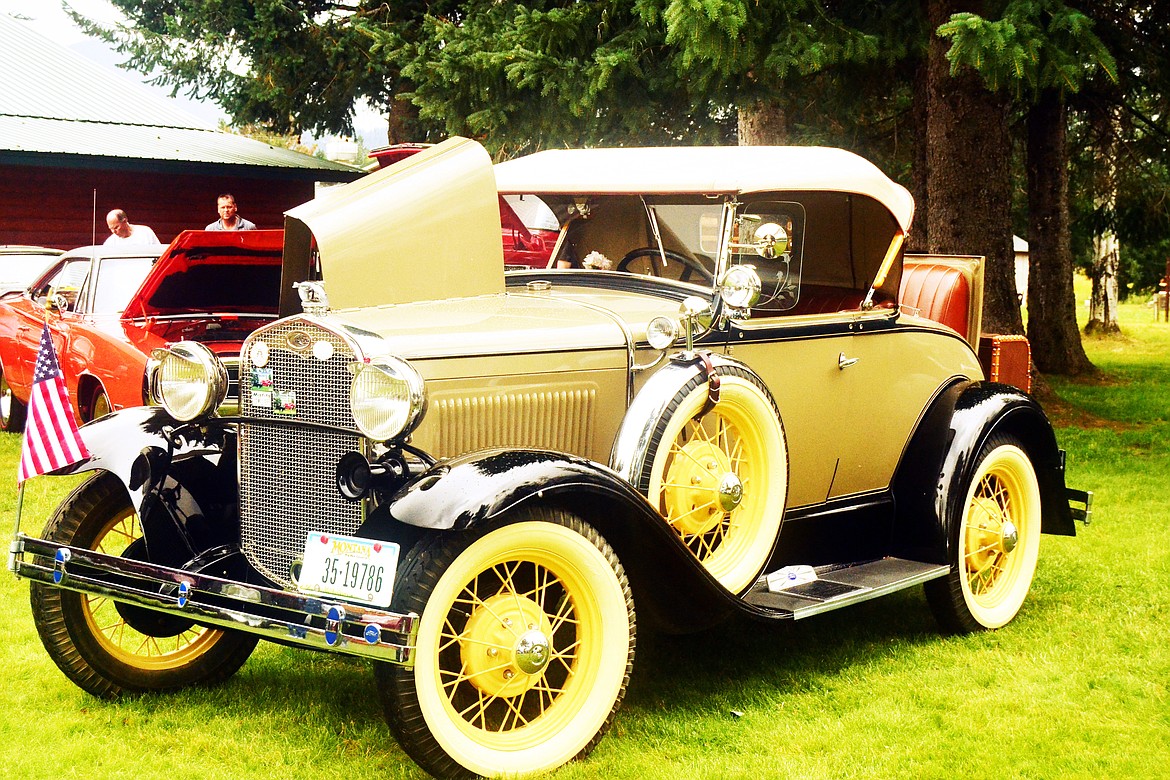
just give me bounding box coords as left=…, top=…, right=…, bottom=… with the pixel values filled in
left=237, top=320, right=364, bottom=586
left=239, top=322, right=356, bottom=428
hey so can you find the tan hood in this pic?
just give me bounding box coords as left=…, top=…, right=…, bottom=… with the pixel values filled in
left=281, top=137, right=504, bottom=313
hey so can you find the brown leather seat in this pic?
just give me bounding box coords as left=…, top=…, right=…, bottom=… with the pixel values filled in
left=898, top=260, right=974, bottom=340
left=789, top=285, right=866, bottom=315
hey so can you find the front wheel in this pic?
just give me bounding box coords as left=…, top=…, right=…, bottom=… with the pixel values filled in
left=30, top=473, right=259, bottom=698
left=925, top=435, right=1043, bottom=633
left=377, top=508, right=635, bottom=779
left=89, top=386, right=112, bottom=422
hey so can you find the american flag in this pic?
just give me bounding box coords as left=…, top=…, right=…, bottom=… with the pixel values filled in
left=17, top=325, right=90, bottom=484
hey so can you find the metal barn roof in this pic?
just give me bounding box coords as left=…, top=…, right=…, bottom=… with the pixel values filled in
left=0, top=13, right=360, bottom=181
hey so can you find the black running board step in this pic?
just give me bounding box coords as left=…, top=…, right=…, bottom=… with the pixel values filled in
left=743, top=558, right=949, bottom=620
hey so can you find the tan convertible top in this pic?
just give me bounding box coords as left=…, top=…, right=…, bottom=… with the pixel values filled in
left=494, top=146, right=915, bottom=233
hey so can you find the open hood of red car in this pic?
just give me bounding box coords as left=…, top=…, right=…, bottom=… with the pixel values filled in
left=123, top=229, right=285, bottom=320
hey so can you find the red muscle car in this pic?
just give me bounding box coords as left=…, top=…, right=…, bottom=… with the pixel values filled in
left=0, top=230, right=283, bottom=432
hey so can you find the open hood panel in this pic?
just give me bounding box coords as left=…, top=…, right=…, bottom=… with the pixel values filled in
left=125, top=229, right=284, bottom=320
left=283, top=137, right=504, bottom=313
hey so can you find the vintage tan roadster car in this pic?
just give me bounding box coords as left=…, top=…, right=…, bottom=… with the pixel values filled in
left=11, top=138, right=1089, bottom=779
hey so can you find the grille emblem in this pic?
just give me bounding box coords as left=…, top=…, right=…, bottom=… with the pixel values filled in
left=286, top=331, right=312, bottom=352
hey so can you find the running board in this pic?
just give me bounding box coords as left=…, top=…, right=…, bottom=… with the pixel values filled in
left=743, top=558, right=949, bottom=620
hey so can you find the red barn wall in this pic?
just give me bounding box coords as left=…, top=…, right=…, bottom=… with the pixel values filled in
left=0, top=164, right=317, bottom=249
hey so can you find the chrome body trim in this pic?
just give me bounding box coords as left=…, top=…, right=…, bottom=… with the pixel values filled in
left=13, top=534, right=419, bottom=666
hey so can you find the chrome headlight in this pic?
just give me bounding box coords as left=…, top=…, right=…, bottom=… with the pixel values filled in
left=646, top=315, right=679, bottom=350
left=350, top=356, right=426, bottom=442
left=151, top=341, right=228, bottom=421
left=719, top=265, right=762, bottom=309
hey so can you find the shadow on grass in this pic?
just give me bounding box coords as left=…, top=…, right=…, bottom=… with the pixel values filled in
left=625, top=587, right=944, bottom=712
left=79, top=589, right=947, bottom=760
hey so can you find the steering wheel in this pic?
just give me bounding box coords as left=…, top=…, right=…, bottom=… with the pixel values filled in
left=617, top=248, right=714, bottom=284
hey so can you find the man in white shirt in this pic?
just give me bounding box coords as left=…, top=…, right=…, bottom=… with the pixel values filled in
left=104, top=209, right=160, bottom=245
left=206, top=193, right=257, bottom=231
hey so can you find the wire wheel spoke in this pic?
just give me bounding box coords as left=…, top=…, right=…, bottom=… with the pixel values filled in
left=441, top=555, right=581, bottom=734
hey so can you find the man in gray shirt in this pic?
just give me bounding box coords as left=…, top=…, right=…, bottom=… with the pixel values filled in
left=206, top=193, right=257, bottom=231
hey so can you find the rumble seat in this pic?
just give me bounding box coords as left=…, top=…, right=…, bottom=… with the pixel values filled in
left=898, top=255, right=984, bottom=344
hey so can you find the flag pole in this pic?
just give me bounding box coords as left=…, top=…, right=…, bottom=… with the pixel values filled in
left=8, top=482, right=26, bottom=575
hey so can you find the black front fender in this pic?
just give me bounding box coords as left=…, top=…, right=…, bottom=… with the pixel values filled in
left=384, top=448, right=627, bottom=531
left=45, top=406, right=240, bottom=567
left=50, top=406, right=230, bottom=512
left=379, top=448, right=747, bottom=632
left=893, top=380, right=1076, bottom=564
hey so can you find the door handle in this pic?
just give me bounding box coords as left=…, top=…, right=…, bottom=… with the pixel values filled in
left=838, top=352, right=860, bottom=370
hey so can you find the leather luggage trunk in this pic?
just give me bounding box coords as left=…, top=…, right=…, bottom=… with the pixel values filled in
left=978, top=334, right=1032, bottom=393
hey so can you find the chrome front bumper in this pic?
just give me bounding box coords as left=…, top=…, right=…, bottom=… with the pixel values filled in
left=10, top=533, right=418, bottom=666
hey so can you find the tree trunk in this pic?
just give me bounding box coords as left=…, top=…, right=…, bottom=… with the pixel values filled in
left=385, top=96, right=420, bottom=146
left=925, top=0, right=1021, bottom=335
left=1086, top=232, right=1121, bottom=335
left=907, top=57, right=930, bottom=254
left=737, top=100, right=788, bottom=145
left=1086, top=107, right=1122, bottom=335
left=1025, top=89, right=1095, bottom=374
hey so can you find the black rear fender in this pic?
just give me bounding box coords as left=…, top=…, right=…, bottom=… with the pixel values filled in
left=893, top=380, right=1076, bottom=564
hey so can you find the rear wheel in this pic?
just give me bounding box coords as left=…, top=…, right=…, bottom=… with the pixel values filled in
left=926, top=435, right=1043, bottom=633
left=377, top=508, right=635, bottom=779
left=30, top=472, right=258, bottom=698
left=1, top=359, right=26, bottom=432
left=89, top=386, right=111, bottom=421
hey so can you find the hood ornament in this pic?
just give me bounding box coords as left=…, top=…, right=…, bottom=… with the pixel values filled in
left=294, top=281, right=330, bottom=315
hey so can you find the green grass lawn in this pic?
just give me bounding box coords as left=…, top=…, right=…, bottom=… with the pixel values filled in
left=2, top=294, right=1167, bottom=779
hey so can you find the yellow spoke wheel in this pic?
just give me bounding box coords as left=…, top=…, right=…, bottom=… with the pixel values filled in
left=643, top=366, right=787, bottom=593
left=926, top=435, right=1042, bottom=632
left=378, top=509, right=635, bottom=780
left=78, top=507, right=226, bottom=670
left=30, top=473, right=258, bottom=698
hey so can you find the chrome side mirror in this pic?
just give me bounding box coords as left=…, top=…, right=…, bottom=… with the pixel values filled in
left=752, top=222, right=789, bottom=259
left=46, top=291, right=70, bottom=313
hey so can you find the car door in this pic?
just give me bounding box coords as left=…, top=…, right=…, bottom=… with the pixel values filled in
left=724, top=314, right=857, bottom=510
left=826, top=310, right=985, bottom=499
left=15, top=258, right=92, bottom=389
left=726, top=304, right=984, bottom=507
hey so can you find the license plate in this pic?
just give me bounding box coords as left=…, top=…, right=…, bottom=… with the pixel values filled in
left=298, top=532, right=399, bottom=608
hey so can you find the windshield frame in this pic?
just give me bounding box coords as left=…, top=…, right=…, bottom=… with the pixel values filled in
left=87, top=255, right=157, bottom=315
